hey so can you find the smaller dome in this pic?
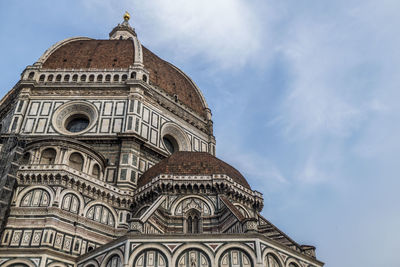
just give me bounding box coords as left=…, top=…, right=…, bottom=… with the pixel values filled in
left=138, top=151, right=251, bottom=189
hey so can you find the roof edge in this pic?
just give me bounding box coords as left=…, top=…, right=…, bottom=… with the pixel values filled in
left=165, top=61, right=209, bottom=111
left=36, top=36, right=93, bottom=65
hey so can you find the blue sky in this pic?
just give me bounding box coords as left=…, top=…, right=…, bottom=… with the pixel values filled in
left=1, top=1, right=399, bottom=266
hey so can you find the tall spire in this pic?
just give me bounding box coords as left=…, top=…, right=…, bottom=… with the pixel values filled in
left=109, top=11, right=136, bottom=40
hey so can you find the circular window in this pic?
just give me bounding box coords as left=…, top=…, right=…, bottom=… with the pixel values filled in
left=66, top=115, right=90, bottom=132
left=160, top=122, right=191, bottom=153
left=162, top=135, right=178, bottom=154
left=52, top=101, right=98, bottom=135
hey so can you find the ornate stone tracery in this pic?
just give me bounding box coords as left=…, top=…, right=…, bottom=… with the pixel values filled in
left=173, top=197, right=212, bottom=216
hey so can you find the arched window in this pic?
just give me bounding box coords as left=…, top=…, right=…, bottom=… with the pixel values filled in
left=81, top=75, right=87, bottom=82
left=61, top=193, right=80, bottom=214
left=186, top=210, right=201, bottom=234
left=40, top=148, right=57, bottom=164
left=121, top=74, right=127, bottom=81
left=69, top=152, right=84, bottom=171
left=130, top=72, right=136, bottom=79
left=89, top=74, right=95, bottom=82
left=105, top=74, right=111, bottom=82
left=56, top=74, right=62, bottom=82
left=39, top=74, right=45, bottom=82
left=72, top=74, right=78, bottom=82
left=113, top=74, right=119, bottom=82
left=288, top=263, right=299, bottom=267
left=174, top=197, right=212, bottom=216
left=162, top=135, right=178, bottom=154
left=265, top=254, right=280, bottom=267
left=21, top=152, right=30, bottom=165
left=92, top=164, right=101, bottom=178
left=47, top=74, right=54, bottom=82
left=220, top=249, right=252, bottom=267
left=86, top=205, right=115, bottom=226
left=21, top=188, right=50, bottom=207
left=28, top=72, right=35, bottom=80
left=64, top=74, right=70, bottom=82
left=97, top=74, right=103, bottom=82
left=134, top=250, right=167, bottom=267
left=177, top=249, right=210, bottom=267
left=106, top=255, right=121, bottom=267
left=142, top=75, right=147, bottom=82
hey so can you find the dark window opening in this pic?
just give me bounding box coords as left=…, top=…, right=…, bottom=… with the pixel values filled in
left=66, top=115, right=90, bottom=133
left=40, top=148, right=56, bottom=164
left=69, top=152, right=84, bottom=171
left=163, top=135, right=179, bottom=154
left=28, top=72, right=34, bottom=80
left=92, top=164, right=101, bottom=178
left=21, top=152, right=30, bottom=165
left=186, top=212, right=201, bottom=234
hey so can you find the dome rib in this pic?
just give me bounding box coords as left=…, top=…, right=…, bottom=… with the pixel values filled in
left=142, top=46, right=207, bottom=117
left=138, top=151, right=251, bottom=189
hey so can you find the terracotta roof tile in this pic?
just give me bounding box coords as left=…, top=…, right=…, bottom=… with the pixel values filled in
left=41, top=39, right=206, bottom=118
left=138, top=151, right=251, bottom=189
left=142, top=46, right=206, bottom=117
left=42, top=40, right=134, bottom=69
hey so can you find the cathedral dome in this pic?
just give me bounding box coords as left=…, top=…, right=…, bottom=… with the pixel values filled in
left=138, top=151, right=251, bottom=189
left=40, top=39, right=208, bottom=118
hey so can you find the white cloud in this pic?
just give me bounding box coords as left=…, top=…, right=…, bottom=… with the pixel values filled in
left=82, top=0, right=265, bottom=69
left=140, top=0, right=265, bottom=68
left=275, top=22, right=368, bottom=139
left=274, top=1, right=400, bottom=142
left=216, top=133, right=288, bottom=186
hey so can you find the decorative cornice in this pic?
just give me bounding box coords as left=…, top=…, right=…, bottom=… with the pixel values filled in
left=18, top=167, right=134, bottom=206
left=134, top=174, right=264, bottom=211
